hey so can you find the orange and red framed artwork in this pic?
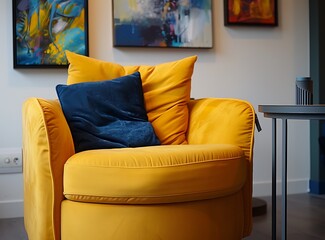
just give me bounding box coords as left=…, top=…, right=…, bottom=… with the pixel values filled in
left=224, top=0, right=278, bottom=26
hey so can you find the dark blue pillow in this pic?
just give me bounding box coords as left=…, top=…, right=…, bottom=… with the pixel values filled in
left=56, top=72, right=160, bottom=152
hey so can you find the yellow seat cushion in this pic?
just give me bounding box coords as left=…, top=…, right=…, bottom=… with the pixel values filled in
left=65, top=51, right=197, bottom=145
left=63, top=144, right=246, bottom=204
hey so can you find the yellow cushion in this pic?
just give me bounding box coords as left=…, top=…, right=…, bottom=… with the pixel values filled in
left=63, top=144, right=246, bottom=204
left=65, top=51, right=197, bottom=145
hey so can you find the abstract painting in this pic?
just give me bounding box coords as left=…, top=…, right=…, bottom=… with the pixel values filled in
left=224, top=0, right=278, bottom=26
left=13, top=0, right=88, bottom=68
left=113, top=0, right=213, bottom=48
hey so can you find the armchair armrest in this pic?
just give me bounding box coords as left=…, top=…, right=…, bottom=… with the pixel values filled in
left=187, top=98, right=255, bottom=158
left=23, top=98, right=74, bottom=240
left=187, top=98, right=256, bottom=236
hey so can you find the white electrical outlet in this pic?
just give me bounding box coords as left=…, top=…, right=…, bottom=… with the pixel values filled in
left=0, top=148, right=23, bottom=174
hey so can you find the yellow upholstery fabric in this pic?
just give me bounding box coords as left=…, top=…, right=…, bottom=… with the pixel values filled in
left=65, top=51, right=197, bottom=145
left=22, top=97, right=255, bottom=240
left=187, top=98, right=256, bottom=236
left=64, top=144, right=246, bottom=204
left=23, top=98, right=74, bottom=240
left=61, top=193, right=245, bottom=240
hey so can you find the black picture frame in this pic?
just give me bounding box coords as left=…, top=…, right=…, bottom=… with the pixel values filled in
left=224, top=0, right=278, bottom=27
left=112, top=0, right=213, bottom=48
left=12, top=0, right=89, bottom=68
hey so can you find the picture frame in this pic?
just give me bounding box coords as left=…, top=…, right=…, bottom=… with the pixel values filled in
left=12, top=0, right=89, bottom=68
left=112, top=0, right=213, bottom=48
left=224, top=0, right=278, bottom=26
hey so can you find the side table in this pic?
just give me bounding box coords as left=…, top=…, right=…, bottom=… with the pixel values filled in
left=258, top=104, right=325, bottom=240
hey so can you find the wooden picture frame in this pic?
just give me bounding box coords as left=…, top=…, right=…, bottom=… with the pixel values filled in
left=13, top=0, right=89, bottom=68
left=224, top=0, right=278, bottom=26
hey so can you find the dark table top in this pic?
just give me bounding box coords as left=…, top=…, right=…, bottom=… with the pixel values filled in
left=258, top=104, right=325, bottom=119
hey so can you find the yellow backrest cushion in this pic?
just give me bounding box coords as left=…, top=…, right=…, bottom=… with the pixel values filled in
left=66, top=51, right=197, bottom=145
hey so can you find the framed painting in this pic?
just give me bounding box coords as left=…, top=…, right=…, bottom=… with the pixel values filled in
left=112, top=0, right=213, bottom=48
left=224, top=0, right=278, bottom=26
left=13, top=0, right=89, bottom=68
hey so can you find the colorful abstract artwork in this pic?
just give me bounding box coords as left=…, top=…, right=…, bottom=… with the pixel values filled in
left=113, top=0, right=213, bottom=48
left=224, top=0, right=278, bottom=26
left=13, top=0, right=88, bottom=68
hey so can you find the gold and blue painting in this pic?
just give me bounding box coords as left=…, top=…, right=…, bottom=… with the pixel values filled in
left=113, top=0, right=213, bottom=48
left=13, top=0, right=89, bottom=68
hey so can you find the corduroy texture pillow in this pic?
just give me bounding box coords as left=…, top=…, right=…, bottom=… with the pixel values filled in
left=66, top=51, right=197, bottom=145
left=56, top=72, right=160, bottom=152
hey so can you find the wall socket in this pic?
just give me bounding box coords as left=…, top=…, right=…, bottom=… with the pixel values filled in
left=0, top=148, right=23, bottom=174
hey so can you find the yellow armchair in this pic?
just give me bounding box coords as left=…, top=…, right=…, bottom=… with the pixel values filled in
left=22, top=97, right=255, bottom=240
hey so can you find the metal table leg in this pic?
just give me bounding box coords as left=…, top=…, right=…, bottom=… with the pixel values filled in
left=282, top=119, right=288, bottom=240
left=272, top=118, right=277, bottom=240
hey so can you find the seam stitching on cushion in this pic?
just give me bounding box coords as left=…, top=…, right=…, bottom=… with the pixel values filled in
left=64, top=185, right=244, bottom=200
left=65, top=155, right=244, bottom=169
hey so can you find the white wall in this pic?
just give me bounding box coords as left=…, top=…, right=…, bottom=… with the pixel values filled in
left=0, top=0, right=310, bottom=218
